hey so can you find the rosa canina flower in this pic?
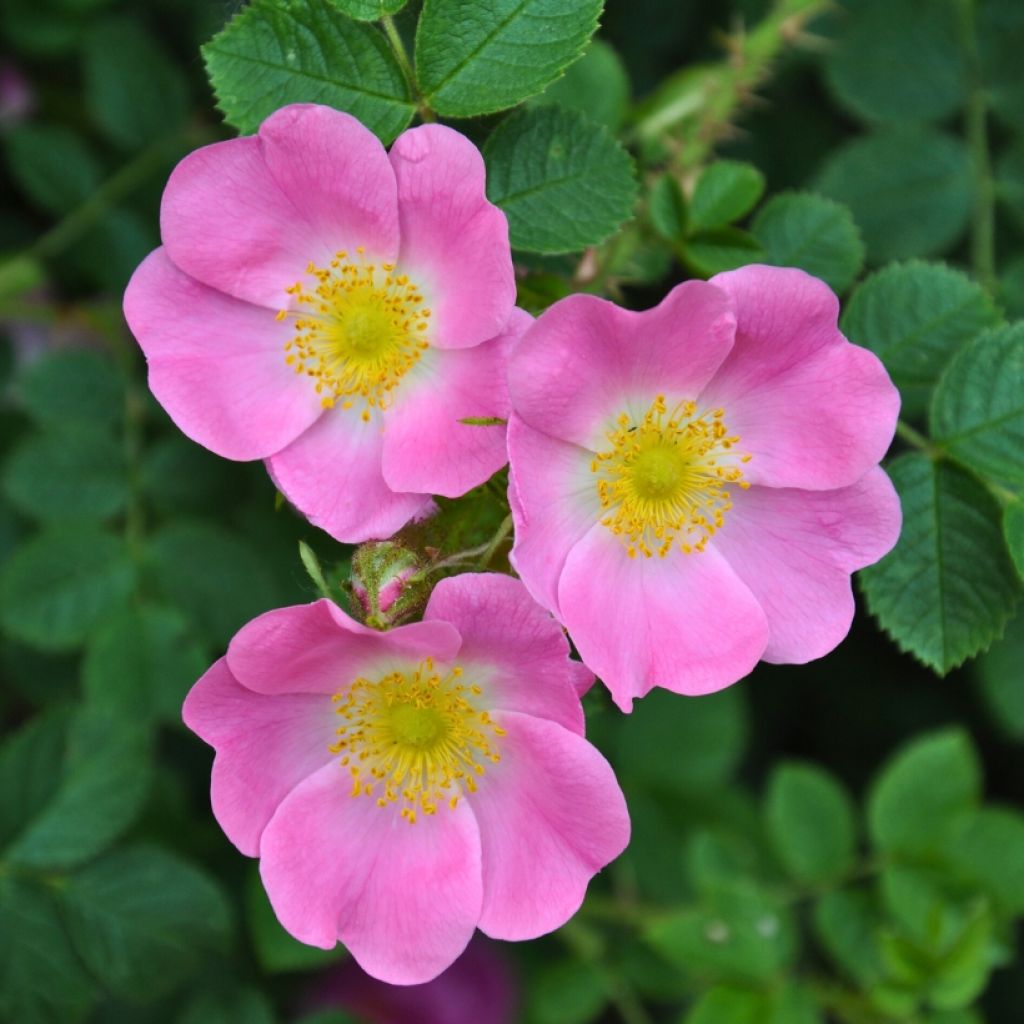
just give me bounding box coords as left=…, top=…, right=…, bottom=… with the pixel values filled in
left=182, top=573, right=629, bottom=985
left=507, top=265, right=902, bottom=711
left=124, top=103, right=521, bottom=543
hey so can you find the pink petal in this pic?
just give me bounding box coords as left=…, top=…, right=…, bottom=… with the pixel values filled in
left=558, top=525, right=769, bottom=710
left=424, top=574, right=585, bottom=736
left=124, top=249, right=323, bottom=461
left=160, top=134, right=332, bottom=308
left=389, top=125, right=515, bottom=350
left=713, top=468, right=902, bottom=663
left=508, top=284, right=735, bottom=449
left=258, top=104, right=399, bottom=265
left=267, top=409, right=434, bottom=543
left=507, top=414, right=602, bottom=618
left=182, top=659, right=336, bottom=856
left=259, top=763, right=483, bottom=984
left=381, top=309, right=529, bottom=497
left=472, top=712, right=629, bottom=940
left=226, top=599, right=462, bottom=696
left=705, top=265, right=900, bottom=489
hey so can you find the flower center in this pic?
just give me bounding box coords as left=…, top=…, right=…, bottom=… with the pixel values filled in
left=281, top=248, right=431, bottom=421
left=329, top=658, right=504, bottom=824
left=591, top=394, right=751, bottom=559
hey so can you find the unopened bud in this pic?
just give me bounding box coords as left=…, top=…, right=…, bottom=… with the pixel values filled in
left=348, top=541, right=428, bottom=629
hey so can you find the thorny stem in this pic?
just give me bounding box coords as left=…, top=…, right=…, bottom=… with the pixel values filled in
left=382, top=16, right=436, bottom=123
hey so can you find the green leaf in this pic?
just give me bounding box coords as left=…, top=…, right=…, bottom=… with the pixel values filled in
left=4, top=123, right=102, bottom=216
left=947, top=806, right=1024, bottom=916
left=0, top=877, right=97, bottom=1024
left=0, top=527, right=136, bottom=652
left=178, top=988, right=276, bottom=1024
left=1005, top=503, right=1024, bottom=581
left=859, top=454, right=1021, bottom=673
left=0, top=706, right=67, bottom=850
left=245, top=865, right=345, bottom=973
left=329, top=0, right=407, bottom=20
left=4, top=705, right=152, bottom=870
left=530, top=38, right=630, bottom=131
left=813, top=888, right=886, bottom=988
left=82, top=605, right=207, bottom=724
left=931, top=323, right=1024, bottom=488
left=617, top=687, right=748, bottom=796
left=867, top=729, right=980, bottom=857
left=415, top=0, right=602, bottom=118
left=688, top=161, right=765, bottom=232
left=140, top=436, right=239, bottom=517
left=824, top=0, right=966, bottom=125
left=840, top=262, right=1001, bottom=419
left=764, top=762, right=856, bottom=884
left=83, top=17, right=189, bottom=151
left=61, top=846, right=232, bottom=1003
left=975, top=612, right=1024, bottom=740
left=203, top=0, right=414, bottom=142
left=683, top=227, right=765, bottom=277
left=17, top=349, right=124, bottom=429
left=648, top=174, right=687, bottom=242
left=2, top=429, right=129, bottom=524
left=979, top=0, right=1024, bottom=132
left=816, top=130, right=971, bottom=263
left=484, top=106, right=637, bottom=254
left=684, top=987, right=763, bottom=1024
left=147, top=520, right=280, bottom=649
left=645, top=881, right=796, bottom=984
left=526, top=960, right=609, bottom=1024
left=751, top=192, right=864, bottom=294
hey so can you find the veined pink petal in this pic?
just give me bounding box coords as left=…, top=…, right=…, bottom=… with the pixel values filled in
left=389, top=125, right=515, bottom=350
left=705, top=265, right=900, bottom=489
left=267, top=409, right=433, bottom=543
left=259, top=763, right=483, bottom=984
left=226, top=599, right=461, bottom=696
left=558, top=525, right=769, bottom=710
left=508, top=284, right=735, bottom=449
left=713, top=468, right=902, bottom=663
left=424, top=574, right=585, bottom=736
left=381, top=309, right=529, bottom=497
left=507, top=415, right=602, bottom=618
left=473, top=712, right=629, bottom=940
left=182, top=659, right=336, bottom=856
left=124, top=249, right=323, bottom=460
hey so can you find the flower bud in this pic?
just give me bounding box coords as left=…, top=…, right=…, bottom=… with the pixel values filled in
left=348, top=541, right=428, bottom=629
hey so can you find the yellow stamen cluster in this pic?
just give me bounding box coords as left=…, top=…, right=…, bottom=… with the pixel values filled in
left=281, top=248, right=431, bottom=421
left=329, top=659, right=504, bottom=824
left=591, top=394, right=751, bottom=558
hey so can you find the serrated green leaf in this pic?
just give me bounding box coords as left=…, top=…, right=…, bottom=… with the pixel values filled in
left=415, top=0, right=602, bottom=118
left=328, top=0, right=407, bottom=20
left=824, top=0, right=966, bottom=125
left=867, top=729, right=980, bottom=856
left=683, top=227, right=765, bottom=277
left=16, top=349, right=124, bottom=429
left=840, top=262, right=1001, bottom=419
left=764, top=762, right=856, bottom=884
left=931, top=323, right=1024, bottom=488
left=83, top=17, right=189, bottom=151
left=688, top=161, right=765, bottom=232
left=816, top=130, right=971, bottom=263
left=4, top=123, right=102, bottom=216
left=61, top=846, right=232, bottom=1003
left=484, top=106, right=636, bottom=254
left=860, top=454, right=1021, bottom=673
left=813, top=888, right=886, bottom=988
left=530, top=38, right=630, bottom=131
left=0, top=877, right=97, bottom=1024
left=4, top=705, right=152, bottom=870
left=618, top=687, right=748, bottom=796
left=974, top=612, right=1024, bottom=740
left=203, top=0, right=414, bottom=142
left=82, top=605, right=207, bottom=724
left=751, top=191, right=864, bottom=294
left=2, top=429, right=129, bottom=524
left=0, top=528, right=136, bottom=651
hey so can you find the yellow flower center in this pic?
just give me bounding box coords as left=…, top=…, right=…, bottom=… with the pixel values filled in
left=280, top=248, right=431, bottom=421
left=591, top=394, right=751, bottom=559
left=329, top=658, right=504, bottom=824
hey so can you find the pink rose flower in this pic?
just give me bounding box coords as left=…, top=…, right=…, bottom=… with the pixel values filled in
left=507, top=265, right=902, bottom=711
left=124, top=104, right=521, bottom=542
left=182, top=573, right=629, bottom=985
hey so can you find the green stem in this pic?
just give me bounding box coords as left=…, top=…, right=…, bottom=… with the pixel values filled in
left=896, top=419, right=932, bottom=453
left=476, top=513, right=513, bottom=570
left=382, top=16, right=435, bottom=123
